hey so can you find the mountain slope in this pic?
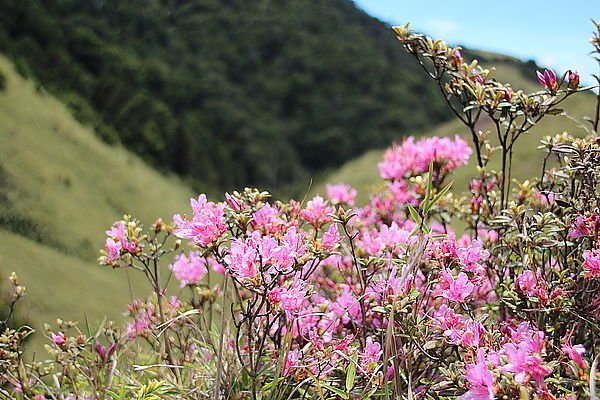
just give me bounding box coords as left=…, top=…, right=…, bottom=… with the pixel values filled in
left=0, top=0, right=452, bottom=194
left=0, top=55, right=192, bottom=349
left=314, top=53, right=596, bottom=204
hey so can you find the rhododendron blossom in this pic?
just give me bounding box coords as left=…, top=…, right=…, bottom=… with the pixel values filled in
left=173, top=194, right=227, bottom=247
left=459, top=349, right=495, bottom=400
left=326, top=183, right=357, bottom=205
left=378, top=135, right=471, bottom=180
left=321, top=223, right=341, bottom=250
left=169, top=251, right=209, bottom=287
left=300, top=195, right=334, bottom=227
left=359, top=337, right=382, bottom=374
left=562, top=341, right=587, bottom=370
left=516, top=270, right=538, bottom=296
left=437, top=270, right=475, bottom=303
left=582, top=249, right=600, bottom=279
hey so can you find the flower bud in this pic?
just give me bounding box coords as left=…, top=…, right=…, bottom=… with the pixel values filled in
left=568, top=70, right=580, bottom=90
left=450, top=49, right=463, bottom=69
left=153, top=218, right=164, bottom=233
left=225, top=192, right=243, bottom=212
left=536, top=69, right=558, bottom=92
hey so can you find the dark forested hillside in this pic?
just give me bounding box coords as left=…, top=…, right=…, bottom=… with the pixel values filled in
left=0, top=0, right=454, bottom=193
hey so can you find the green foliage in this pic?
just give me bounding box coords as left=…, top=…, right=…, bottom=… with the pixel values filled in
left=0, top=0, right=451, bottom=194
left=314, top=64, right=595, bottom=206
left=0, top=55, right=192, bottom=353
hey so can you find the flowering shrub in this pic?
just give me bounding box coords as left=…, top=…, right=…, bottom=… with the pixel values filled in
left=2, top=22, right=600, bottom=400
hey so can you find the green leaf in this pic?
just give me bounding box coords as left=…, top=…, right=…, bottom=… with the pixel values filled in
left=321, top=383, right=349, bottom=399
left=262, top=377, right=284, bottom=392
left=407, top=204, right=422, bottom=225
left=429, top=182, right=453, bottom=209
left=346, top=350, right=358, bottom=391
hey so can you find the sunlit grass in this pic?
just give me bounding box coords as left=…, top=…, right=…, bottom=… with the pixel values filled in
left=0, top=55, right=193, bottom=351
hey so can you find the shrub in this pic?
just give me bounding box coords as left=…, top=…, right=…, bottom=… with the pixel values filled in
left=1, top=21, right=600, bottom=400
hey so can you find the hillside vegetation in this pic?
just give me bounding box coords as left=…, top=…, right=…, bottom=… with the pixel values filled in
left=1, top=0, right=458, bottom=194
left=0, top=56, right=192, bottom=350
left=315, top=54, right=596, bottom=204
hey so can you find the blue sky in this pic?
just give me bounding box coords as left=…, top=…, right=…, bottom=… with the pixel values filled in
left=353, top=0, right=599, bottom=85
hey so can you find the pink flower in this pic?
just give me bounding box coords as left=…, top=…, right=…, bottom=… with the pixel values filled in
left=103, top=237, right=122, bottom=264
left=173, top=194, right=227, bottom=247
left=459, top=349, right=495, bottom=400
left=271, top=226, right=307, bottom=273
left=169, top=251, right=209, bottom=287
left=562, top=341, right=587, bottom=370
left=450, top=49, right=463, bottom=68
left=106, top=221, right=138, bottom=253
left=568, top=70, right=580, bottom=90
left=300, top=196, right=334, bottom=228
left=207, top=255, right=226, bottom=275
left=457, top=240, right=489, bottom=278
left=516, top=270, right=538, bottom=296
left=326, top=183, right=357, bottom=206
left=94, top=340, right=117, bottom=362
left=359, top=337, right=382, bottom=374
left=269, top=277, right=310, bottom=315
left=251, top=204, right=284, bottom=234
left=126, top=314, right=152, bottom=339
left=388, top=180, right=417, bottom=205
left=330, top=285, right=362, bottom=325
left=102, top=220, right=139, bottom=264
left=568, top=215, right=592, bottom=239
left=378, top=222, right=412, bottom=254
left=502, top=342, right=552, bottom=386
left=536, top=69, right=558, bottom=92
left=437, top=270, right=475, bottom=303
left=227, top=236, right=260, bottom=283
left=224, top=192, right=243, bottom=212
left=378, top=136, right=471, bottom=181
left=357, top=228, right=385, bottom=256
left=283, top=349, right=301, bottom=376
left=322, top=224, right=341, bottom=251
left=456, top=320, right=486, bottom=348
left=50, top=331, right=66, bottom=346
left=582, top=249, right=600, bottom=279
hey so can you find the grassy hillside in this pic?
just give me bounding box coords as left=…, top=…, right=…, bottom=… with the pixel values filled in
left=0, top=0, right=454, bottom=194
left=0, top=55, right=193, bottom=351
left=314, top=53, right=596, bottom=205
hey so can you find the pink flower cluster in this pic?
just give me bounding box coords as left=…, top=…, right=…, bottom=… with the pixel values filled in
left=169, top=251, right=208, bottom=287
left=582, top=249, right=600, bottom=279
left=103, top=220, right=139, bottom=264
left=300, top=195, right=334, bottom=228
left=173, top=194, right=227, bottom=247
left=92, top=132, right=595, bottom=399
left=326, top=183, right=357, bottom=206
left=378, top=135, right=472, bottom=181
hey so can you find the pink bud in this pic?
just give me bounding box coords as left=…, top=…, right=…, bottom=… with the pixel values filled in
left=225, top=192, right=243, bottom=212
left=50, top=332, right=66, bottom=346
left=536, top=69, right=558, bottom=92
left=568, top=70, right=580, bottom=90
left=95, top=340, right=117, bottom=362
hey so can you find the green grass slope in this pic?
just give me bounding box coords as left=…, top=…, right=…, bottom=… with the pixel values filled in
left=0, top=55, right=193, bottom=349
left=314, top=53, right=596, bottom=205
